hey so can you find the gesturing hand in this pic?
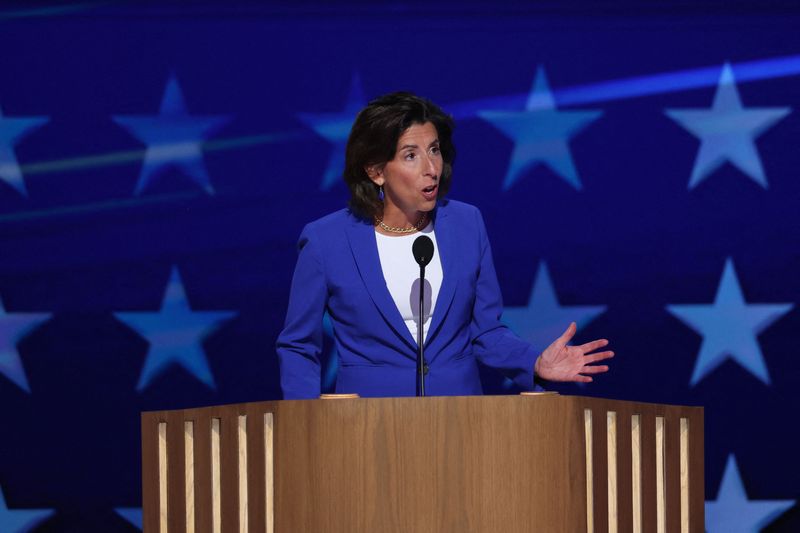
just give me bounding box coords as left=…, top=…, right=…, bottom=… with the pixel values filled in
left=534, top=322, right=613, bottom=383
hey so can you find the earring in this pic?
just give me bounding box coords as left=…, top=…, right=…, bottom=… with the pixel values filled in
left=378, top=185, right=384, bottom=201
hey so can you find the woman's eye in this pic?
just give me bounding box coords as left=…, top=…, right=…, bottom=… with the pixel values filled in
left=404, top=152, right=416, bottom=160
left=430, top=146, right=441, bottom=155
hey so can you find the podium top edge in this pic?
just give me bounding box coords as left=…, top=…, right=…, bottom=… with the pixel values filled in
left=140, top=394, right=703, bottom=419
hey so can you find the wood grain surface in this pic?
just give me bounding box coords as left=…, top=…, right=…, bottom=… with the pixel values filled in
left=141, top=395, right=703, bottom=533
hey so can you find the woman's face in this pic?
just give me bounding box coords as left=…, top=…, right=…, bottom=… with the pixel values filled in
left=370, top=121, right=443, bottom=222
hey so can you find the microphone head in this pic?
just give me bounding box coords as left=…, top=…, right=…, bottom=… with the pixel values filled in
left=412, top=235, right=434, bottom=267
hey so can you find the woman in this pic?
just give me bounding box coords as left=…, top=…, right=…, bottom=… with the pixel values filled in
left=276, top=92, right=612, bottom=399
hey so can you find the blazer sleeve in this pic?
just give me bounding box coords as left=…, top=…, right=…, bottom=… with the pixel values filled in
left=469, top=208, right=539, bottom=390
left=275, top=223, right=328, bottom=399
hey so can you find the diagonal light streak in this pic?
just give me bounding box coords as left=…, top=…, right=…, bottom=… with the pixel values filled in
left=19, top=130, right=307, bottom=176
left=0, top=131, right=306, bottom=223
left=557, top=54, right=800, bottom=105
left=0, top=1, right=117, bottom=21
left=0, top=191, right=204, bottom=223
left=448, top=54, right=800, bottom=117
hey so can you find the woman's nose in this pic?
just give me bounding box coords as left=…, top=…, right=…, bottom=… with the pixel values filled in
left=423, top=154, right=437, bottom=176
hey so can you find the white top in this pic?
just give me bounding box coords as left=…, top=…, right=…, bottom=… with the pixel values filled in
left=375, top=222, right=443, bottom=345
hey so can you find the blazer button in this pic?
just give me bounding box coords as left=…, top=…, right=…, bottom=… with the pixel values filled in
left=423, top=364, right=430, bottom=375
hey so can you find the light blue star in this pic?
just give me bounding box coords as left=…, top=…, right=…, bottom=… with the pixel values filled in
left=478, top=66, right=603, bottom=190
left=115, top=267, right=236, bottom=391
left=0, top=106, right=48, bottom=196
left=113, top=73, right=232, bottom=195
left=665, top=63, right=791, bottom=189
left=114, top=507, right=142, bottom=530
left=0, top=298, right=50, bottom=393
left=502, top=262, right=606, bottom=350
left=667, top=258, right=792, bottom=386
left=706, top=455, right=795, bottom=532
left=0, top=485, right=54, bottom=533
left=297, top=73, right=365, bottom=190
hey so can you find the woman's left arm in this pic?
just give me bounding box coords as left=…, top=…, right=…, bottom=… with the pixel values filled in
left=469, top=208, right=612, bottom=387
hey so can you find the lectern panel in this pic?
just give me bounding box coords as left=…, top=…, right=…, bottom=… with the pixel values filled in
left=142, top=396, right=702, bottom=533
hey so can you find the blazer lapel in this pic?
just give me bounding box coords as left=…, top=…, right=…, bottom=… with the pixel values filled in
left=344, top=216, right=418, bottom=353
left=425, top=202, right=457, bottom=349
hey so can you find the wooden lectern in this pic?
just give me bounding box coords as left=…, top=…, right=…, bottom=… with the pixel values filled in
left=141, top=395, right=703, bottom=532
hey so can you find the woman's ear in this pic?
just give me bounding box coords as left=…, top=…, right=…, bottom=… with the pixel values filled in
left=365, top=165, right=384, bottom=186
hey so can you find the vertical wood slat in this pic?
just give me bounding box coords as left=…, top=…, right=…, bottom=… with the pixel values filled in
left=688, top=410, right=705, bottom=533
left=679, top=418, right=689, bottom=533
left=265, top=412, right=275, bottom=533
left=631, top=415, right=642, bottom=533
left=166, top=412, right=187, bottom=533
left=585, top=409, right=594, bottom=533
left=238, top=415, right=248, bottom=533
left=640, top=414, right=657, bottom=532
left=607, top=412, right=618, bottom=533
left=142, top=418, right=160, bottom=533
left=194, top=416, right=213, bottom=533
left=185, top=421, right=196, bottom=533
left=158, top=422, right=168, bottom=533
left=664, top=413, right=682, bottom=533
left=616, top=411, right=633, bottom=533
left=592, top=408, right=609, bottom=533
left=655, top=417, right=666, bottom=533
left=211, top=418, right=222, bottom=533
left=220, top=413, right=240, bottom=533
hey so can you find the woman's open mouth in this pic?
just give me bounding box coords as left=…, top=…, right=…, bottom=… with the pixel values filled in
left=421, top=184, right=438, bottom=200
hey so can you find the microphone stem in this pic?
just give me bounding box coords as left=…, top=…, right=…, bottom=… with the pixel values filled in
left=418, top=264, right=426, bottom=397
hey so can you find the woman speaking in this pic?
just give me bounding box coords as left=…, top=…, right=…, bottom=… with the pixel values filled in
left=276, top=92, right=613, bottom=399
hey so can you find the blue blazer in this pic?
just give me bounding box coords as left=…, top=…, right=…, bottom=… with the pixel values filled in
left=276, top=199, right=538, bottom=399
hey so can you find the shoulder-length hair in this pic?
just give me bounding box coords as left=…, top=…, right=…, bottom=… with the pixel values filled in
left=344, top=92, right=456, bottom=220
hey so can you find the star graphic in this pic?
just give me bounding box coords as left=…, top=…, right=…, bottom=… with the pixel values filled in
left=0, top=485, right=54, bottom=532
left=502, top=262, right=606, bottom=350
left=297, top=73, right=366, bottom=190
left=666, top=258, right=793, bottom=386
left=0, top=105, right=48, bottom=196
left=115, top=267, right=236, bottom=391
left=113, top=73, right=232, bottom=195
left=115, top=507, right=142, bottom=530
left=478, top=66, right=603, bottom=190
left=0, top=298, right=50, bottom=393
left=665, top=62, right=791, bottom=189
left=706, top=455, right=795, bottom=532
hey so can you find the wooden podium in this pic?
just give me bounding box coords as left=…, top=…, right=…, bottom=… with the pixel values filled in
left=141, top=395, right=703, bottom=532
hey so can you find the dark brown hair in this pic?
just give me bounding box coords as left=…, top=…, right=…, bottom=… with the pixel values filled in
left=344, top=92, right=456, bottom=220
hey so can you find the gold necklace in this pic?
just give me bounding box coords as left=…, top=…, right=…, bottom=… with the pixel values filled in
left=375, top=213, right=428, bottom=234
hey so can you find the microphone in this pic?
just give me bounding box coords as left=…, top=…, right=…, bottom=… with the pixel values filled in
left=412, top=235, right=434, bottom=267
left=412, top=235, right=434, bottom=397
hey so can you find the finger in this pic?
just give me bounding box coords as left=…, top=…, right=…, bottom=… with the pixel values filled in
left=578, top=339, right=608, bottom=353
left=556, top=322, right=577, bottom=346
left=585, top=351, right=614, bottom=363
left=573, top=375, right=592, bottom=383
left=580, top=365, right=609, bottom=374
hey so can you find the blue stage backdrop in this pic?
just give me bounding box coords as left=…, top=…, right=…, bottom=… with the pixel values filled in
left=1, top=1, right=799, bottom=531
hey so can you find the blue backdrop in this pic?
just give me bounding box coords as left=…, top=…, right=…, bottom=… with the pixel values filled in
left=1, top=1, right=799, bottom=531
